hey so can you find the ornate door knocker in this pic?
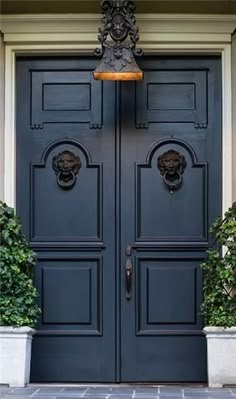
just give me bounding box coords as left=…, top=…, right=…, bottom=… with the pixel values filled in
left=157, top=150, right=187, bottom=193
left=52, top=150, right=82, bottom=190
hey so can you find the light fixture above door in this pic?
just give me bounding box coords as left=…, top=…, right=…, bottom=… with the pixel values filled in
left=93, top=0, right=143, bottom=81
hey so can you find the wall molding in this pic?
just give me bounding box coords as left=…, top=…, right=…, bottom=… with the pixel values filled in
left=1, top=14, right=236, bottom=44
left=1, top=14, right=234, bottom=216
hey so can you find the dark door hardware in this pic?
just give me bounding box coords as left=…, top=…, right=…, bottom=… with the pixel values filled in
left=157, top=149, right=187, bottom=193
left=52, top=150, right=82, bottom=190
left=125, top=245, right=133, bottom=301
left=93, top=0, right=143, bottom=81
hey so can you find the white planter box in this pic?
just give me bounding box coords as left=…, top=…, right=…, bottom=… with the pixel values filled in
left=0, top=327, right=35, bottom=387
left=204, top=326, right=236, bottom=388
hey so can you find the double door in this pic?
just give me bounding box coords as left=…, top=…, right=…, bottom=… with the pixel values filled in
left=16, top=56, right=221, bottom=382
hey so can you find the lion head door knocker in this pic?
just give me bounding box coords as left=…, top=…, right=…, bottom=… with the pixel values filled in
left=157, top=150, right=187, bottom=193
left=52, top=150, right=82, bottom=190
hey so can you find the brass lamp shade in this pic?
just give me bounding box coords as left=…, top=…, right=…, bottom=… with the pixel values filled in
left=94, top=71, right=143, bottom=81
left=93, top=47, right=143, bottom=81
left=94, top=0, right=143, bottom=81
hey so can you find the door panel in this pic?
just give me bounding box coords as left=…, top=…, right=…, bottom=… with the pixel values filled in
left=31, top=70, right=102, bottom=128
left=31, top=143, right=102, bottom=241
left=137, top=258, right=200, bottom=328
left=135, top=70, right=208, bottom=128
left=120, top=57, right=221, bottom=382
left=16, top=56, right=221, bottom=383
left=135, top=143, right=207, bottom=241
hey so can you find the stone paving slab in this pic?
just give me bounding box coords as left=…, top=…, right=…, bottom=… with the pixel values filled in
left=0, top=385, right=235, bottom=399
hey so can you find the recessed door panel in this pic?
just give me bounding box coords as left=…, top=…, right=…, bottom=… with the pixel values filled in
left=135, top=69, right=208, bottom=128
left=136, top=258, right=200, bottom=331
left=38, top=257, right=102, bottom=332
left=135, top=142, right=208, bottom=242
left=31, top=70, right=102, bottom=128
left=31, top=142, right=102, bottom=242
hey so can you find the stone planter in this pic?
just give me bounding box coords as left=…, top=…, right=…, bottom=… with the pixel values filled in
left=203, top=327, right=236, bottom=387
left=0, top=327, right=35, bottom=387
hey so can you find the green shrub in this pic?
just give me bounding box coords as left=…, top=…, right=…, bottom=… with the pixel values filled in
left=201, top=203, right=236, bottom=327
left=0, top=201, right=41, bottom=327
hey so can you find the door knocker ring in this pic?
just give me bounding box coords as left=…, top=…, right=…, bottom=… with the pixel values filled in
left=56, top=170, right=76, bottom=190
left=163, top=170, right=182, bottom=192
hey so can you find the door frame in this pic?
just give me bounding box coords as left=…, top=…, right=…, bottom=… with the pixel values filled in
left=0, top=13, right=235, bottom=382
left=1, top=13, right=235, bottom=214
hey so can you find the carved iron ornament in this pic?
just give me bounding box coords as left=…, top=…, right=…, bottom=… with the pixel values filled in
left=52, top=150, right=82, bottom=190
left=94, top=0, right=143, bottom=80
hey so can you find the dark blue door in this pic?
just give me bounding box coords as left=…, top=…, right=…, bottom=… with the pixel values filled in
left=16, top=56, right=221, bottom=382
left=16, top=57, right=117, bottom=382
left=119, top=57, right=221, bottom=381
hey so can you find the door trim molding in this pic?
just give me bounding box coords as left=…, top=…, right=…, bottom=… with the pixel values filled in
left=1, top=14, right=236, bottom=44
left=1, top=14, right=234, bottom=215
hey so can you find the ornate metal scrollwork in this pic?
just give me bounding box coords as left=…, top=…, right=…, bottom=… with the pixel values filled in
left=94, top=0, right=143, bottom=74
left=157, top=150, right=187, bottom=193
left=52, top=150, right=82, bottom=190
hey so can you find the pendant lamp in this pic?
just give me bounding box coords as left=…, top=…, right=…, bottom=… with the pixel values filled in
left=93, top=0, right=143, bottom=81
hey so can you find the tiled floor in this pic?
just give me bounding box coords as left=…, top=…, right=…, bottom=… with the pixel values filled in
left=0, top=385, right=235, bottom=399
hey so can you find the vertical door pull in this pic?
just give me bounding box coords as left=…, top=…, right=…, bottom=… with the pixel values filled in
left=125, top=245, right=133, bottom=301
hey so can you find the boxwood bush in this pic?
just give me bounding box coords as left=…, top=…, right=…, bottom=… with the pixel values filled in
left=0, top=201, right=41, bottom=327
left=201, top=203, right=236, bottom=327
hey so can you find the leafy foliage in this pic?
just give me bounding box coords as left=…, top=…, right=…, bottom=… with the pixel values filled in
left=201, top=204, right=236, bottom=327
left=0, top=201, right=41, bottom=327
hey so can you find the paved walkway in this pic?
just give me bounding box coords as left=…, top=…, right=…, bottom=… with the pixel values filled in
left=0, top=385, right=235, bottom=399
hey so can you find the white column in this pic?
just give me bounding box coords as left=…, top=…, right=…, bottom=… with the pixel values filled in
left=0, top=33, right=4, bottom=201
left=232, top=31, right=236, bottom=202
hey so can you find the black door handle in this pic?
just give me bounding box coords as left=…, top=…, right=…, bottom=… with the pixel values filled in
left=125, top=245, right=133, bottom=301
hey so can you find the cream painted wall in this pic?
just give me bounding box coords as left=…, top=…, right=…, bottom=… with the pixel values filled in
left=0, top=33, right=4, bottom=201
left=232, top=32, right=236, bottom=202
